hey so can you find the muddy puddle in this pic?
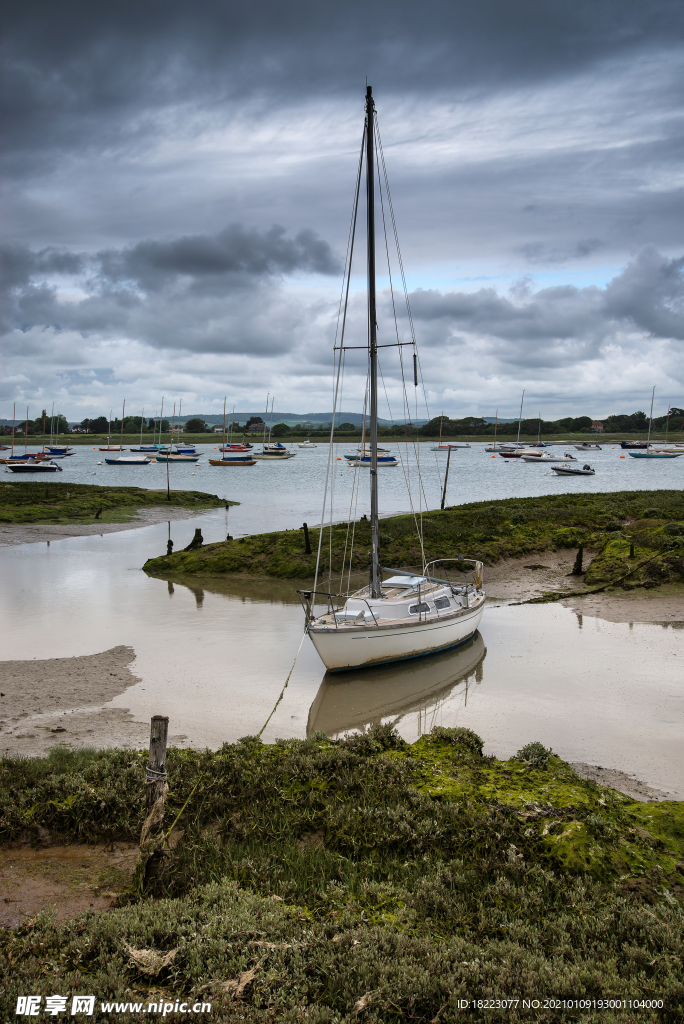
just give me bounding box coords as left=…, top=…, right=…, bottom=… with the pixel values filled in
left=0, top=842, right=138, bottom=928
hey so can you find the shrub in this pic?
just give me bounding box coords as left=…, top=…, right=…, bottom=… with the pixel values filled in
left=513, top=741, right=551, bottom=768
left=428, top=726, right=484, bottom=756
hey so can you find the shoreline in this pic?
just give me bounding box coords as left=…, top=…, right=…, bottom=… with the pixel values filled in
left=0, top=505, right=222, bottom=547
left=1, top=641, right=678, bottom=802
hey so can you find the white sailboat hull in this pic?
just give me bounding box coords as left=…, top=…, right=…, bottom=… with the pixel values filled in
left=308, top=601, right=485, bottom=671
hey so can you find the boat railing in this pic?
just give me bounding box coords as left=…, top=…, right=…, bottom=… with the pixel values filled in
left=422, top=558, right=484, bottom=591
left=297, top=588, right=380, bottom=629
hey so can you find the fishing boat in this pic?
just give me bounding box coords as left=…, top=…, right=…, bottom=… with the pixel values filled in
left=7, top=458, right=62, bottom=473
left=552, top=463, right=595, bottom=476
left=620, top=440, right=648, bottom=449
left=298, top=440, right=317, bottom=448
left=300, top=87, right=485, bottom=672
left=104, top=454, right=151, bottom=465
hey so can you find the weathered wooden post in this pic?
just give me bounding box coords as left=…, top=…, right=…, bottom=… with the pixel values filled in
left=440, top=447, right=452, bottom=510
left=146, top=715, right=169, bottom=819
left=303, top=522, right=312, bottom=555
left=134, top=715, right=169, bottom=891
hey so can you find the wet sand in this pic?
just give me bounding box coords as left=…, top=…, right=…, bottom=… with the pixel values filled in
left=0, top=646, right=189, bottom=757
left=486, top=550, right=684, bottom=622
left=569, top=763, right=670, bottom=802
left=0, top=506, right=219, bottom=547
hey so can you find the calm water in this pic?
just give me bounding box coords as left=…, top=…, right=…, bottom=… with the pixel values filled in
left=5, top=441, right=683, bottom=536
left=0, top=518, right=681, bottom=797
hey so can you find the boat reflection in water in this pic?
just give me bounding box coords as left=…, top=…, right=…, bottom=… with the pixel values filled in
left=307, top=632, right=486, bottom=739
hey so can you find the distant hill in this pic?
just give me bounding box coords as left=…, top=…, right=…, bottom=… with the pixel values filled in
left=172, top=411, right=426, bottom=427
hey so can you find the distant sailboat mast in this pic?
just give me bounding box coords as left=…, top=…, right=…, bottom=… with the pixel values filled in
left=516, top=390, right=525, bottom=445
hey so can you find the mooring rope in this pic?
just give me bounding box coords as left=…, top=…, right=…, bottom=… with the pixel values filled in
left=258, top=633, right=306, bottom=738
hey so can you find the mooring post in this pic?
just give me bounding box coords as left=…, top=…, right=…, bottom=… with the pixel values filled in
left=303, top=522, right=312, bottom=555
left=133, top=715, right=169, bottom=891
left=145, top=715, right=169, bottom=825
left=571, top=546, right=584, bottom=575
left=440, top=447, right=452, bottom=510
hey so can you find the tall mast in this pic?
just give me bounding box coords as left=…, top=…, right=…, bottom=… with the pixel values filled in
left=366, top=85, right=381, bottom=599
left=647, top=385, right=655, bottom=447
left=516, top=389, right=525, bottom=445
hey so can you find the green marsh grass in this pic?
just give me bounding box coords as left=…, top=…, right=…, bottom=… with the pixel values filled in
left=1, top=727, right=682, bottom=1020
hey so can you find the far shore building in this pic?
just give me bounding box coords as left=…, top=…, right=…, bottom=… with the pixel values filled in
left=591, top=420, right=604, bottom=432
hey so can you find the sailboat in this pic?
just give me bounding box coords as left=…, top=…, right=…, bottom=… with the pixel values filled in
left=300, top=87, right=485, bottom=672
left=210, top=399, right=257, bottom=466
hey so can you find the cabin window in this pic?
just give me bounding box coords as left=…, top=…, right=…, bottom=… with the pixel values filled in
left=409, top=602, right=430, bottom=614
left=434, top=596, right=451, bottom=610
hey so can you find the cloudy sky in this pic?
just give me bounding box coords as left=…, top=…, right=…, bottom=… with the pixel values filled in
left=2, top=0, right=683, bottom=422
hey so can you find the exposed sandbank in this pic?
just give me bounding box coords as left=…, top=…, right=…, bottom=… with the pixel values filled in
left=0, top=505, right=219, bottom=547
left=0, top=646, right=190, bottom=758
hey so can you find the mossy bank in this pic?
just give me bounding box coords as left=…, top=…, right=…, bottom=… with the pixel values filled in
left=144, top=489, right=684, bottom=594
left=0, top=482, right=227, bottom=525
left=1, top=728, right=682, bottom=1021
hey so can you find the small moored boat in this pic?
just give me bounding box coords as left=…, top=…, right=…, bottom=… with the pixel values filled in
left=7, top=458, right=62, bottom=473
left=105, top=455, right=151, bottom=465
left=552, top=463, right=595, bottom=476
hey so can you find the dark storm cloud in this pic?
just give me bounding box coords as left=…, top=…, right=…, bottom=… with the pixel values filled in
left=2, top=0, right=683, bottom=168
left=96, top=225, right=340, bottom=293
left=0, top=224, right=339, bottom=354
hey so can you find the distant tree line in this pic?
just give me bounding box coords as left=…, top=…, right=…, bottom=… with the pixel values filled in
left=5, top=408, right=682, bottom=437
left=257, top=409, right=684, bottom=438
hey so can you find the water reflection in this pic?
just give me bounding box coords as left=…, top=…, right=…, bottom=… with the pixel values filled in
left=307, top=632, right=486, bottom=738
left=160, top=573, right=306, bottom=605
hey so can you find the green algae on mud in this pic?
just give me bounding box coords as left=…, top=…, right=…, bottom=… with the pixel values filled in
left=143, top=489, right=684, bottom=590
left=0, top=481, right=229, bottom=525
left=1, top=729, right=682, bottom=1020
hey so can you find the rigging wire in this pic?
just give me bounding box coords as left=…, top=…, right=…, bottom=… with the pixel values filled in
left=313, top=127, right=365, bottom=600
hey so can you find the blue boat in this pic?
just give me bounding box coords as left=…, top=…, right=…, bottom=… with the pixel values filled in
left=628, top=452, right=683, bottom=459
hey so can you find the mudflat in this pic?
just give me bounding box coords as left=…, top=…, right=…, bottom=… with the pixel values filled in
left=0, top=505, right=221, bottom=547
left=0, top=646, right=188, bottom=757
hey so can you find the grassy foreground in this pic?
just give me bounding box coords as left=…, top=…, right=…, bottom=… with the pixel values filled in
left=144, top=490, right=684, bottom=590
left=1, top=729, right=682, bottom=1022
left=0, top=482, right=227, bottom=525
